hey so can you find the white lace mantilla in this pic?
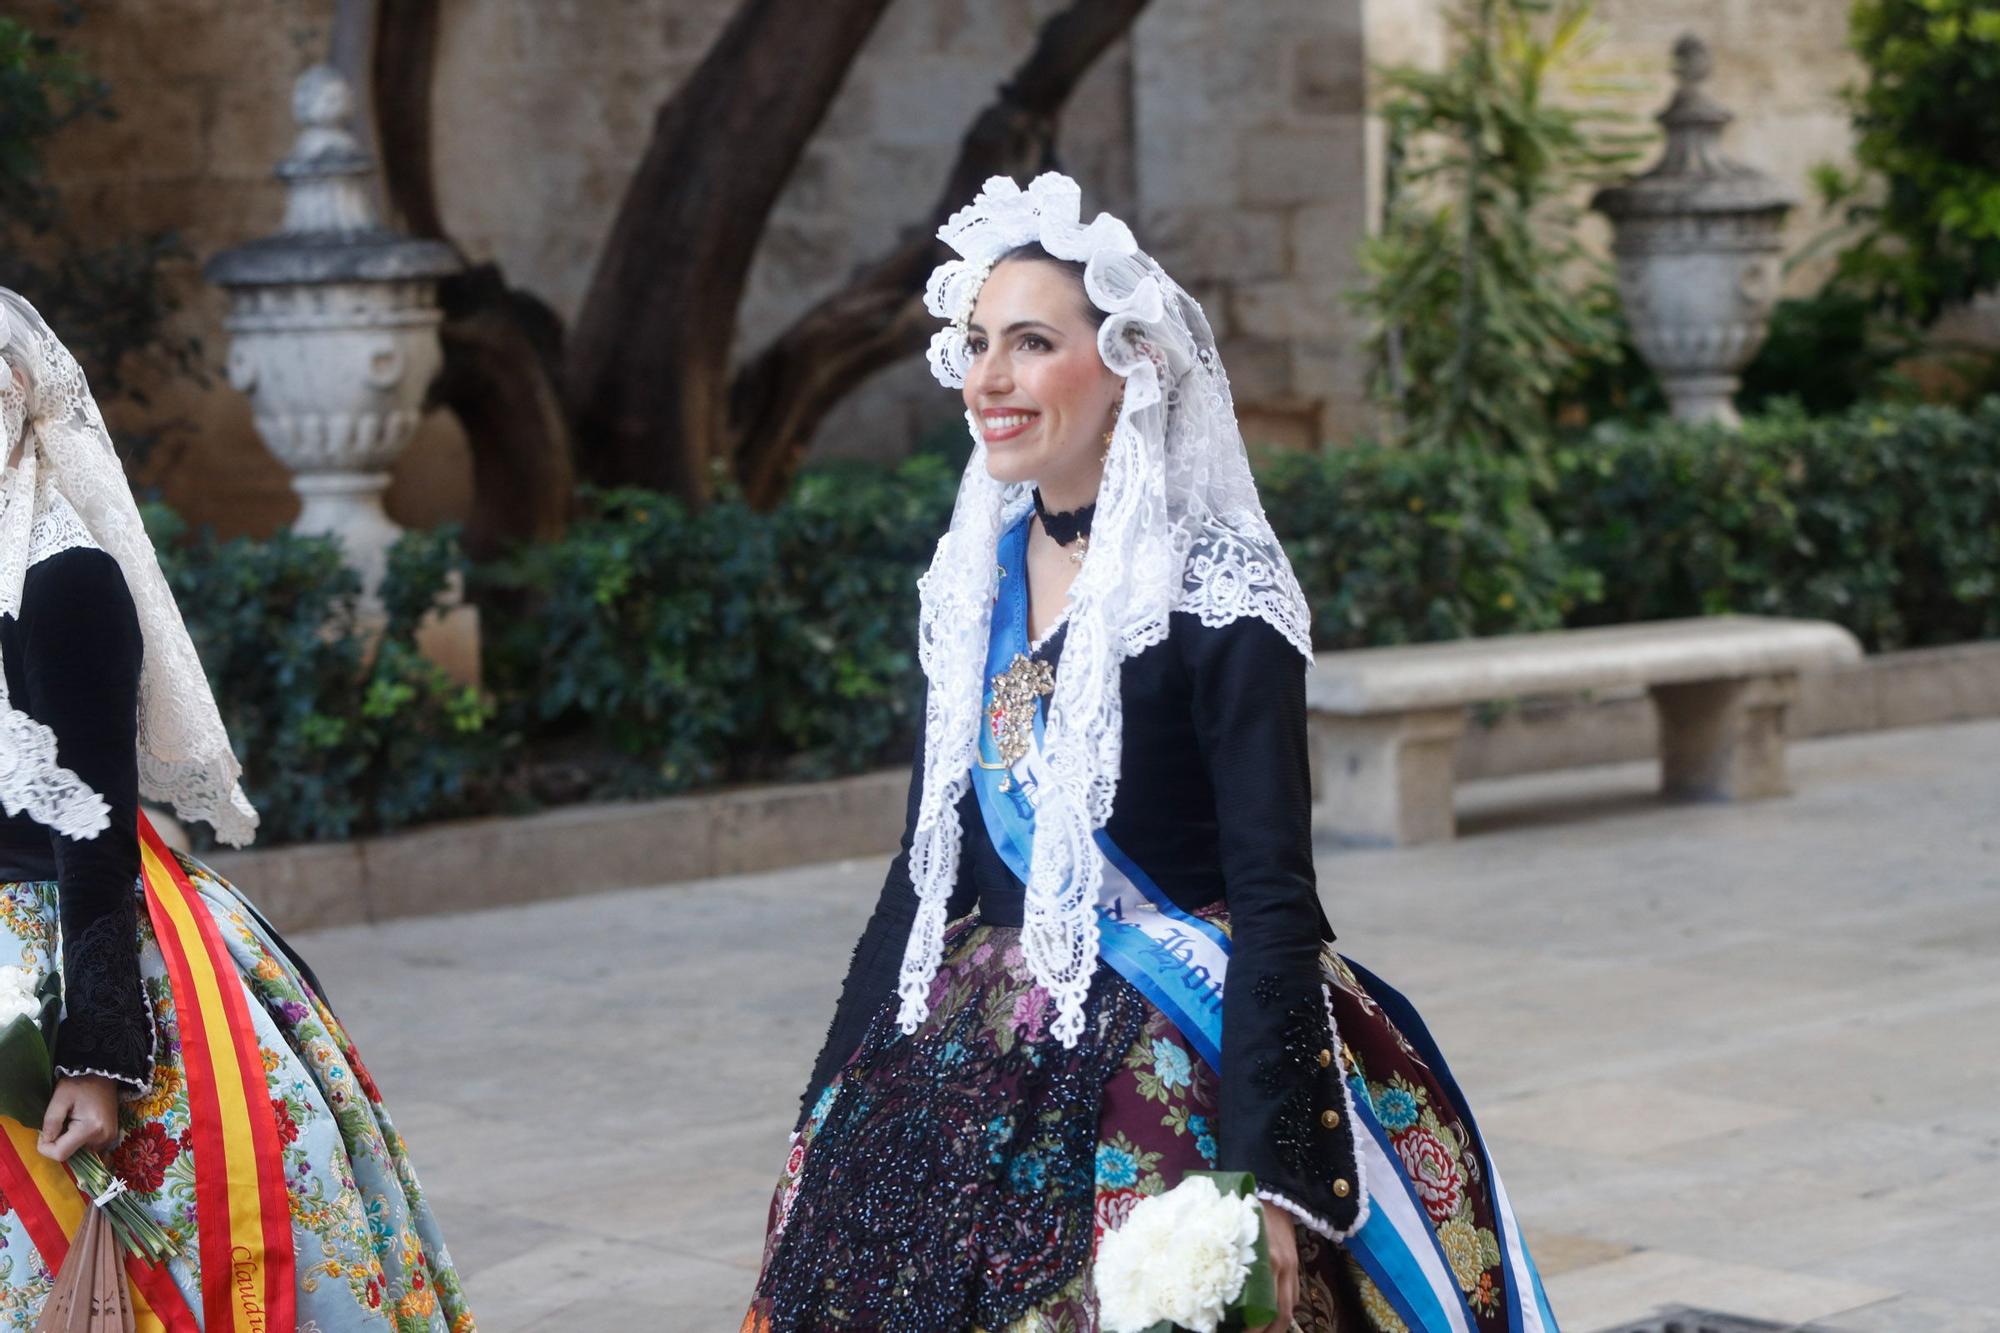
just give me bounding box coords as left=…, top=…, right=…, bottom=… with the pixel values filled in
left=0, top=288, right=259, bottom=846
left=894, top=174, right=1314, bottom=1048
left=27, top=487, right=99, bottom=567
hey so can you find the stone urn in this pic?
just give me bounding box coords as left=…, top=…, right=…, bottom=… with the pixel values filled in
left=204, top=64, right=460, bottom=606
left=1592, top=35, right=1794, bottom=426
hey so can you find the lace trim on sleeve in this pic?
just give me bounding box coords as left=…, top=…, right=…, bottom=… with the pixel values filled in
left=53, top=1063, right=151, bottom=1098
left=1256, top=1187, right=1340, bottom=1241
left=26, top=488, right=98, bottom=566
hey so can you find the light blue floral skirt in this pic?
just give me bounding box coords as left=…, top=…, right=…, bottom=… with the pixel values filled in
left=0, top=855, right=475, bottom=1332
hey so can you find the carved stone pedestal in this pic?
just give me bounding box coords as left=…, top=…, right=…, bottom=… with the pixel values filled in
left=205, top=64, right=472, bottom=680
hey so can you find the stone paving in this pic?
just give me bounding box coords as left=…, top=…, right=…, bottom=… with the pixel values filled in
left=292, top=719, right=2000, bottom=1332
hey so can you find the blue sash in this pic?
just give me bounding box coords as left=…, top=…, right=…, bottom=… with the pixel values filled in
left=968, top=512, right=1557, bottom=1332
left=973, top=514, right=1231, bottom=1071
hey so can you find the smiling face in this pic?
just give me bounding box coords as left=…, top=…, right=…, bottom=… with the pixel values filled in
left=962, top=257, right=1124, bottom=506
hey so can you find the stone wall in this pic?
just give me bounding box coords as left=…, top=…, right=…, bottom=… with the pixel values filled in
left=1133, top=0, right=1370, bottom=448
left=17, top=0, right=338, bottom=536
left=22, top=0, right=1861, bottom=539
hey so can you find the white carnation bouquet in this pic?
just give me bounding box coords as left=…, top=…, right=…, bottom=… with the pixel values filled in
left=1094, top=1171, right=1279, bottom=1333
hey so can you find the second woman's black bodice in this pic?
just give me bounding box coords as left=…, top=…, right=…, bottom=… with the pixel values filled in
left=0, top=545, right=154, bottom=1092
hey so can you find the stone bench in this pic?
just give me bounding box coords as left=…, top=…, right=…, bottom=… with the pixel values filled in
left=1306, top=616, right=1863, bottom=845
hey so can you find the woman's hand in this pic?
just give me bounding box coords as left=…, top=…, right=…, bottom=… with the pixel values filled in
left=1248, top=1198, right=1299, bottom=1332
left=38, top=1074, right=121, bottom=1162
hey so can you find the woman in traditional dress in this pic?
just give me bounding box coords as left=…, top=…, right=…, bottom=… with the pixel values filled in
left=0, top=288, right=475, bottom=1332
left=745, top=176, right=1557, bottom=1333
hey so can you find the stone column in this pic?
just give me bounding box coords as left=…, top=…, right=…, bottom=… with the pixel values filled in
left=1131, top=0, right=1370, bottom=447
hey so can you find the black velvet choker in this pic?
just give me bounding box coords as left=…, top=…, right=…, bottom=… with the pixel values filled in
left=1032, top=489, right=1095, bottom=547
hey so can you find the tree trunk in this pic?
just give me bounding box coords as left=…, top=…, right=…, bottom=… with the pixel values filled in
left=565, top=0, right=895, bottom=504
left=729, top=0, right=1151, bottom=509
left=433, top=266, right=576, bottom=552
left=371, top=0, right=575, bottom=554
left=369, top=0, right=445, bottom=240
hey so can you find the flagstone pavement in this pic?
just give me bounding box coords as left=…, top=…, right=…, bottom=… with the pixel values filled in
left=294, top=718, right=2000, bottom=1332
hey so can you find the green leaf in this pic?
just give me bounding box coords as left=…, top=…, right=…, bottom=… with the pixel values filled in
left=1236, top=1196, right=1281, bottom=1331
left=1190, top=1169, right=1257, bottom=1198
left=0, top=1013, right=54, bottom=1129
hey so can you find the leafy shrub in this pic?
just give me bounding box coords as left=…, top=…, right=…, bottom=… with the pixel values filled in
left=471, top=454, right=959, bottom=793
left=1259, top=446, right=1597, bottom=646
left=159, top=403, right=1999, bottom=843
left=757, top=455, right=958, bottom=776
left=144, top=508, right=493, bottom=844
left=1553, top=400, right=2000, bottom=649
left=473, top=488, right=777, bottom=795
left=1736, top=288, right=1922, bottom=417
left=1837, top=0, right=2000, bottom=320
left=1356, top=0, right=1640, bottom=461
left=0, top=12, right=200, bottom=457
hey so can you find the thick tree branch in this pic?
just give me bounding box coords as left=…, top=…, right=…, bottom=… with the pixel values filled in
left=370, top=0, right=445, bottom=240
left=369, top=0, right=574, bottom=553
left=728, top=0, right=1150, bottom=508
left=565, top=0, right=896, bottom=502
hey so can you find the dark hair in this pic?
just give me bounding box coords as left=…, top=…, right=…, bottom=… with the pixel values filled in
left=994, top=242, right=1106, bottom=328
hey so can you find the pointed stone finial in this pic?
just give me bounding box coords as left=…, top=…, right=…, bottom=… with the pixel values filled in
left=275, top=64, right=378, bottom=235
left=1671, top=32, right=1713, bottom=86
left=1594, top=33, right=1791, bottom=213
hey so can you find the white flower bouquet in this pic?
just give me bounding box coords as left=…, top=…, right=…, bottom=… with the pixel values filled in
left=1094, top=1170, right=1279, bottom=1333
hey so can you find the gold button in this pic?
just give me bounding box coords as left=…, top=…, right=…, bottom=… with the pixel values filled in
left=1320, top=1109, right=1341, bottom=1130
left=1333, top=1178, right=1352, bottom=1198
left=1317, top=1048, right=1333, bottom=1068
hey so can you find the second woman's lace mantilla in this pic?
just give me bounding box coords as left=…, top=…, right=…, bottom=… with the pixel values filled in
left=0, top=289, right=259, bottom=847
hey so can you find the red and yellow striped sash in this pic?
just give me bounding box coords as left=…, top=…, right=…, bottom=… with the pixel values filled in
left=138, top=816, right=296, bottom=1333
left=0, top=1118, right=197, bottom=1331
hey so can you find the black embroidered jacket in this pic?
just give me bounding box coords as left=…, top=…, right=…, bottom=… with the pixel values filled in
left=800, top=610, right=1363, bottom=1234
left=0, top=547, right=155, bottom=1094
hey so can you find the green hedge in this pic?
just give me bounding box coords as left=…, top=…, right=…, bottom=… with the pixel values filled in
left=472, top=456, right=959, bottom=799
left=1553, top=401, right=2000, bottom=650
left=145, top=508, right=491, bottom=845
left=158, top=399, right=2000, bottom=844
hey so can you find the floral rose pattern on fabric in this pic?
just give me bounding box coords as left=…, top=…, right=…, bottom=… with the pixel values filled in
left=1323, top=953, right=1510, bottom=1331
left=0, top=862, right=477, bottom=1333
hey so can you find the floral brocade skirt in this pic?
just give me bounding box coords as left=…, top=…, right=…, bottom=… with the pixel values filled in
left=745, top=914, right=1519, bottom=1333
left=0, top=857, right=475, bottom=1332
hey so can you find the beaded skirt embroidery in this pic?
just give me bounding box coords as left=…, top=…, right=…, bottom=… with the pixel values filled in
left=746, top=916, right=1517, bottom=1332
